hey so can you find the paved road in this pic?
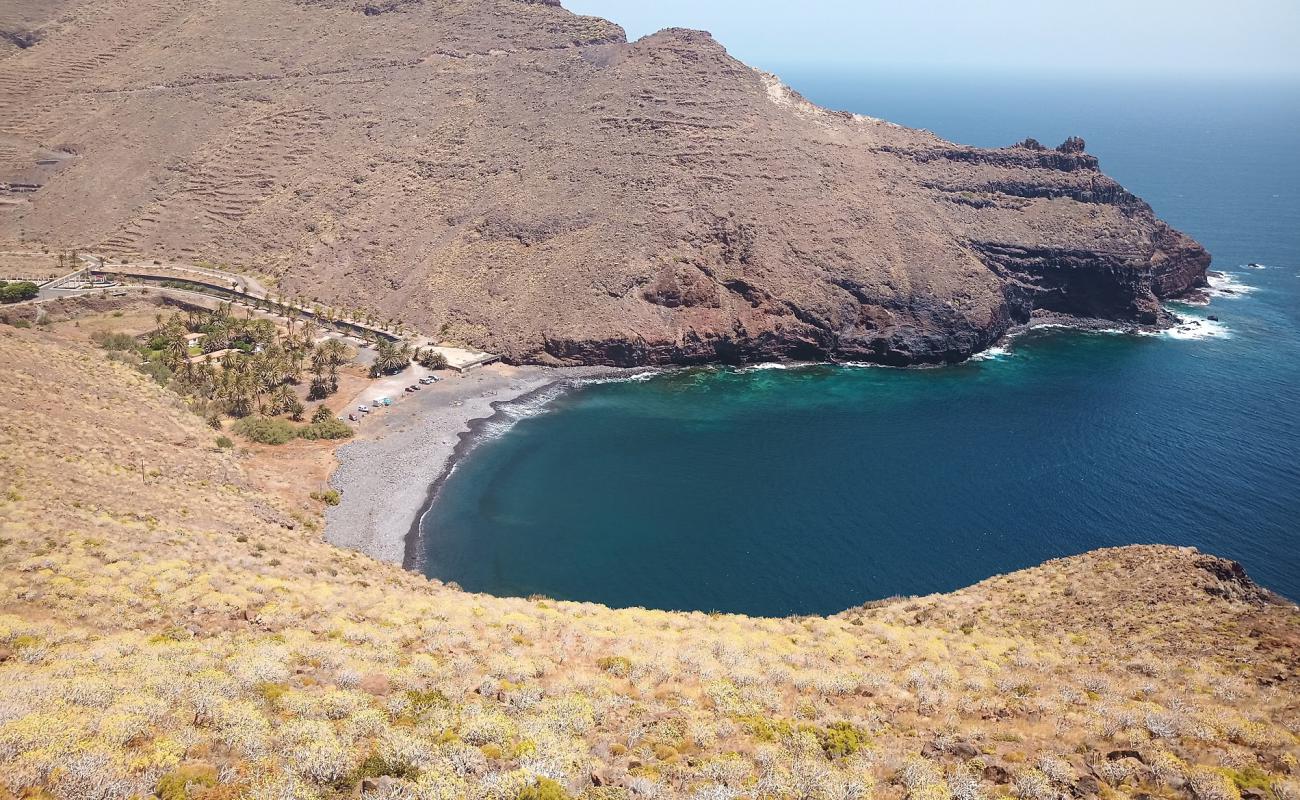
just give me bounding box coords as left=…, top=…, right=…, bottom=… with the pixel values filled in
left=15, top=252, right=500, bottom=370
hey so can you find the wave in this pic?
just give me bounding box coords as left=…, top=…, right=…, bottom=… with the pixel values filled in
left=474, top=383, right=572, bottom=440
left=1154, top=313, right=1232, bottom=341
left=572, top=369, right=662, bottom=386
left=735, top=362, right=794, bottom=372
left=968, top=345, right=1012, bottom=362
left=836, top=361, right=887, bottom=369
left=475, top=369, right=665, bottom=440
left=1206, top=271, right=1256, bottom=298
left=1027, top=323, right=1126, bottom=335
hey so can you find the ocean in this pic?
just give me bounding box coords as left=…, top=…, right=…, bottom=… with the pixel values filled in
left=420, top=71, right=1300, bottom=616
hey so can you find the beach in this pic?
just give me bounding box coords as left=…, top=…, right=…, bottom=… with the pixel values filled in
left=324, top=363, right=625, bottom=565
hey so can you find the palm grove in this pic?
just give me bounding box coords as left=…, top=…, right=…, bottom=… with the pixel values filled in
left=98, top=303, right=359, bottom=437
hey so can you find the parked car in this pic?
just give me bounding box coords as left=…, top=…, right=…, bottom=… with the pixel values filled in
left=404, top=387, right=414, bottom=393
left=347, top=413, right=358, bottom=422
left=357, top=405, right=369, bottom=413
left=411, top=385, right=421, bottom=391
left=419, top=376, right=435, bottom=385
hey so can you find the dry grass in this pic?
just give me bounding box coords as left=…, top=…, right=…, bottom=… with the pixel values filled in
left=1, top=324, right=1297, bottom=800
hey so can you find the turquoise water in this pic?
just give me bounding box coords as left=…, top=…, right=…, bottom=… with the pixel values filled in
left=421, top=74, right=1300, bottom=616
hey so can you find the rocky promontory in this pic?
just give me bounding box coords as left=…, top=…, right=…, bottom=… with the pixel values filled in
left=0, top=0, right=1208, bottom=365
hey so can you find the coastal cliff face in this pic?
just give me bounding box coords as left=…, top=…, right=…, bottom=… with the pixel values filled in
left=0, top=0, right=1208, bottom=365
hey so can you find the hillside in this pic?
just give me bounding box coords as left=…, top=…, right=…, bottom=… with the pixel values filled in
left=1, top=321, right=1297, bottom=799
left=0, top=0, right=1208, bottom=365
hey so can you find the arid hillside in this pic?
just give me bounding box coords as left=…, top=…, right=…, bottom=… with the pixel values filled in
left=1, top=321, right=1297, bottom=799
left=0, top=0, right=1208, bottom=365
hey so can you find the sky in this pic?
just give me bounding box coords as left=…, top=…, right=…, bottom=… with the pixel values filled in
left=562, top=0, right=1300, bottom=80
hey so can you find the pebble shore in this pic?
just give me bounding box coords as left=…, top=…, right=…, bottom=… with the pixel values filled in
left=325, top=363, right=626, bottom=565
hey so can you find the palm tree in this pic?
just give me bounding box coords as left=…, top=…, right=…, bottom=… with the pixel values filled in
left=162, top=333, right=190, bottom=372
left=369, top=340, right=412, bottom=378
left=318, top=338, right=353, bottom=368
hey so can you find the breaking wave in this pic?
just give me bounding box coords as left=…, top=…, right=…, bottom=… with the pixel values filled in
left=1206, top=271, right=1257, bottom=298
left=968, top=345, right=1012, bottom=362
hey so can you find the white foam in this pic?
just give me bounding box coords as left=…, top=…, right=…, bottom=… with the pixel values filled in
left=472, top=383, right=573, bottom=442
left=1206, top=271, right=1256, bottom=298
left=1160, top=314, right=1232, bottom=341
left=969, top=345, right=1011, bottom=362
left=1027, top=322, right=1126, bottom=335
left=734, top=362, right=796, bottom=373
left=572, top=370, right=660, bottom=387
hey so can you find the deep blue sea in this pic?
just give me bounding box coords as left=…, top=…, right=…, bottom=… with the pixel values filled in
left=421, top=72, right=1300, bottom=616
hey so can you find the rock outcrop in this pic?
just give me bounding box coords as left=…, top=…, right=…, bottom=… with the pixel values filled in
left=0, top=0, right=1208, bottom=365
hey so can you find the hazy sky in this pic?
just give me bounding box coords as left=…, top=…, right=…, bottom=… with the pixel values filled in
left=562, top=0, right=1300, bottom=79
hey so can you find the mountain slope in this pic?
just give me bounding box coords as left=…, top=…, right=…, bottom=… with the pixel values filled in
left=1, top=321, right=1297, bottom=799
left=0, top=0, right=1208, bottom=365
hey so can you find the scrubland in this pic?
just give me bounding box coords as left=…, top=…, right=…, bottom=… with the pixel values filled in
left=1, top=325, right=1297, bottom=800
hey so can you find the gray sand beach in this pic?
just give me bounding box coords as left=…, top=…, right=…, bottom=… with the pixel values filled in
left=325, top=363, right=625, bottom=565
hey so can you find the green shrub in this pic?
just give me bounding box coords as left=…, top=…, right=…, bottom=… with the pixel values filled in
left=297, top=417, right=353, bottom=441
left=11, top=319, right=31, bottom=328
left=735, top=716, right=868, bottom=758
left=405, top=688, right=451, bottom=714
left=215, top=436, right=234, bottom=449
left=0, top=281, right=38, bottom=303
left=736, top=714, right=794, bottom=743
left=156, top=763, right=217, bottom=800
left=310, top=489, right=341, bottom=506
left=311, top=404, right=333, bottom=423
left=232, top=417, right=297, bottom=445
left=517, top=777, right=572, bottom=800
left=138, top=359, right=172, bottom=386
left=1222, top=767, right=1274, bottom=791
left=596, top=655, right=633, bottom=677
left=812, top=721, right=870, bottom=758
left=94, top=331, right=139, bottom=352
left=353, top=751, right=419, bottom=784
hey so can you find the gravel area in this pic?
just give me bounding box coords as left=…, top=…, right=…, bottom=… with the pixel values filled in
left=325, top=363, right=628, bottom=565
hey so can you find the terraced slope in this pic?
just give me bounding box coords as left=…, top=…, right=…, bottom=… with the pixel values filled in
left=0, top=324, right=1297, bottom=799
left=0, top=0, right=1207, bottom=365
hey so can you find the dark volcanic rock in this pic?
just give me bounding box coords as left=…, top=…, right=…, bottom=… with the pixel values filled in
left=0, top=0, right=1209, bottom=366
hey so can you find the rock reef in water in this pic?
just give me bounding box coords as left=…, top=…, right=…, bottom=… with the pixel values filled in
left=0, top=0, right=1208, bottom=365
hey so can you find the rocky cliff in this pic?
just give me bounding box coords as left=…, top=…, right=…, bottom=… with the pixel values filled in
left=0, top=0, right=1208, bottom=365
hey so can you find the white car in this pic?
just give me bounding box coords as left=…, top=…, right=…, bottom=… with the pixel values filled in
left=357, top=405, right=370, bottom=413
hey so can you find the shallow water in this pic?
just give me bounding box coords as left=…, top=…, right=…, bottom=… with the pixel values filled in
left=421, top=73, right=1300, bottom=616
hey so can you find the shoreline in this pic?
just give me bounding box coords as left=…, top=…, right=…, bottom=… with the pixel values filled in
left=327, top=289, right=1230, bottom=569
left=324, top=364, right=633, bottom=565
left=400, top=370, right=641, bottom=570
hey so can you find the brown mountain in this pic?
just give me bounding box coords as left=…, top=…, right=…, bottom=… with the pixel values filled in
left=0, top=0, right=1209, bottom=365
